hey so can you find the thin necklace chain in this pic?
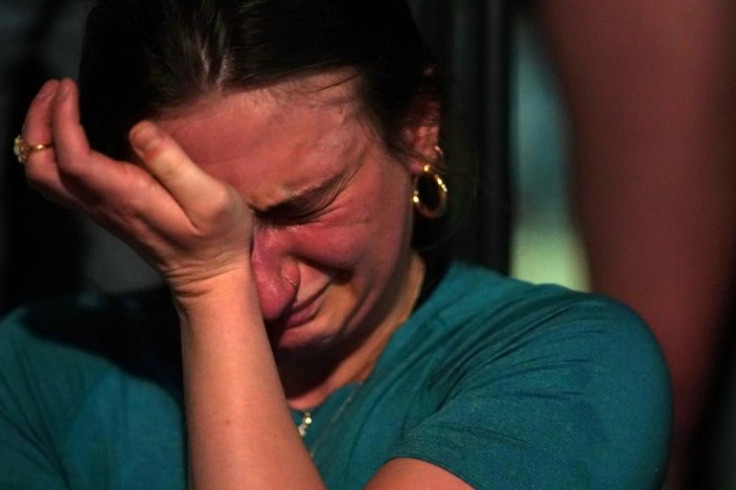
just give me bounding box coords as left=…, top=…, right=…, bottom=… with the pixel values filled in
left=296, top=259, right=425, bottom=442
left=305, top=381, right=363, bottom=457
left=297, top=411, right=313, bottom=437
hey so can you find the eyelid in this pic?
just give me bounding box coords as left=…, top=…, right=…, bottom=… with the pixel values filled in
left=257, top=204, right=326, bottom=226
left=261, top=181, right=346, bottom=225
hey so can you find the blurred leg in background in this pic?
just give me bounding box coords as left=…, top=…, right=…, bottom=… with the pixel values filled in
left=537, top=1, right=736, bottom=486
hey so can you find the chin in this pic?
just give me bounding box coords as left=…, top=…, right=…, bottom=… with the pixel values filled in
left=268, top=321, right=337, bottom=361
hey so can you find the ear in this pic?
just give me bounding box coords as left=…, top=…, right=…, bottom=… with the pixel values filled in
left=401, top=93, right=441, bottom=176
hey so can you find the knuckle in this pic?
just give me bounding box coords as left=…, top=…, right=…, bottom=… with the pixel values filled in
left=202, top=186, right=239, bottom=222
left=211, top=186, right=235, bottom=211
left=54, top=154, right=85, bottom=177
left=106, top=195, right=138, bottom=218
left=125, top=167, right=157, bottom=196
left=149, top=149, right=186, bottom=182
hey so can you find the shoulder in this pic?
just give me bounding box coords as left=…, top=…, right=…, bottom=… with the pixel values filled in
left=416, top=263, right=667, bottom=376
left=431, top=262, right=671, bottom=415
left=0, top=289, right=178, bottom=375
left=426, top=261, right=664, bottom=362
left=0, top=290, right=184, bottom=488
left=0, top=288, right=180, bottom=420
left=396, top=262, right=671, bottom=487
left=0, top=293, right=119, bottom=377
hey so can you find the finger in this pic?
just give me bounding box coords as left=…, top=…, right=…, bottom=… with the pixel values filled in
left=24, top=78, right=98, bottom=206
left=51, top=78, right=95, bottom=176
left=23, top=79, right=59, bottom=172
left=128, top=121, right=237, bottom=222
left=23, top=79, right=59, bottom=150
left=48, top=79, right=145, bottom=198
left=49, top=80, right=234, bottom=239
left=21, top=79, right=81, bottom=205
left=48, top=78, right=225, bottom=217
left=31, top=80, right=198, bottom=243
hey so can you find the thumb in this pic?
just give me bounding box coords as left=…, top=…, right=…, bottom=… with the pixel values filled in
left=129, top=121, right=228, bottom=214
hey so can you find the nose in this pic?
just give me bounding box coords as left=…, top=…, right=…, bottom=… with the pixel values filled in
left=250, top=226, right=300, bottom=321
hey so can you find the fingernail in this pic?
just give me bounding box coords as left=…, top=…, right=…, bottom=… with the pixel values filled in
left=130, top=122, right=162, bottom=154
left=37, top=80, right=57, bottom=99
left=58, top=79, right=72, bottom=99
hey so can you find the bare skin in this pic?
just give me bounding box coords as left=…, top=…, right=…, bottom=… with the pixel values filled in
left=22, top=76, right=471, bottom=489
left=539, top=1, right=736, bottom=485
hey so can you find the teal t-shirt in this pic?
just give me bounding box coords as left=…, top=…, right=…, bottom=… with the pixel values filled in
left=0, top=262, right=670, bottom=489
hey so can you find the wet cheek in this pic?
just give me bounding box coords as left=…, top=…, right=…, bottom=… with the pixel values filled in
left=290, top=214, right=407, bottom=273
left=291, top=225, right=370, bottom=269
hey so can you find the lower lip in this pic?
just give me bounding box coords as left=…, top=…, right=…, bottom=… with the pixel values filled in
left=282, top=298, right=321, bottom=330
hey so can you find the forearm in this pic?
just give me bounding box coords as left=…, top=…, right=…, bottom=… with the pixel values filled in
left=176, top=267, right=323, bottom=489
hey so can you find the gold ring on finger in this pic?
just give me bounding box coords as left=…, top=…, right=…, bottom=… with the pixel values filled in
left=13, top=135, right=54, bottom=164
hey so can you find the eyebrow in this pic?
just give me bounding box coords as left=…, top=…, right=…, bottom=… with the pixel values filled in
left=258, top=171, right=348, bottom=217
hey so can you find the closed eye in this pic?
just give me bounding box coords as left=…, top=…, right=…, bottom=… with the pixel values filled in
left=258, top=206, right=325, bottom=226
left=255, top=172, right=347, bottom=226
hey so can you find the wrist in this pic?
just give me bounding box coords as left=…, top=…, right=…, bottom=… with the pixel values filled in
left=170, top=263, right=260, bottom=319
left=169, top=259, right=252, bottom=299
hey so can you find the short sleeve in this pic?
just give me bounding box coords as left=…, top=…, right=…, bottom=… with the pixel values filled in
left=0, top=309, right=69, bottom=489
left=0, top=291, right=187, bottom=490
left=391, top=295, right=671, bottom=489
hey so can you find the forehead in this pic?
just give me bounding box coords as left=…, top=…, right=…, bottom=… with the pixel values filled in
left=155, top=72, right=375, bottom=209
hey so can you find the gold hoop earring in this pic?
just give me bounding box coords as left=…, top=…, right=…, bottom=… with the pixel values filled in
left=412, top=146, right=448, bottom=219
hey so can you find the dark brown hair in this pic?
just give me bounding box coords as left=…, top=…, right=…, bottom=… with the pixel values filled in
left=79, top=0, right=453, bottom=269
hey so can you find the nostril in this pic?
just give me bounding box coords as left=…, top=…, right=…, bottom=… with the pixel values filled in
left=255, top=275, right=298, bottom=321
left=283, top=275, right=299, bottom=293
left=250, top=228, right=300, bottom=320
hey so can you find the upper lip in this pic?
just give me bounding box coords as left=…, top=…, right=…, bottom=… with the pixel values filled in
left=281, top=279, right=332, bottom=319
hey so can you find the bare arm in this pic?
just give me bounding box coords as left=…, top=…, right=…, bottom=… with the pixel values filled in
left=23, top=78, right=323, bottom=489
left=127, top=125, right=324, bottom=489
left=21, top=78, right=471, bottom=489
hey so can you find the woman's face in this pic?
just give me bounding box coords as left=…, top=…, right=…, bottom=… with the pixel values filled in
left=156, top=73, right=428, bottom=359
